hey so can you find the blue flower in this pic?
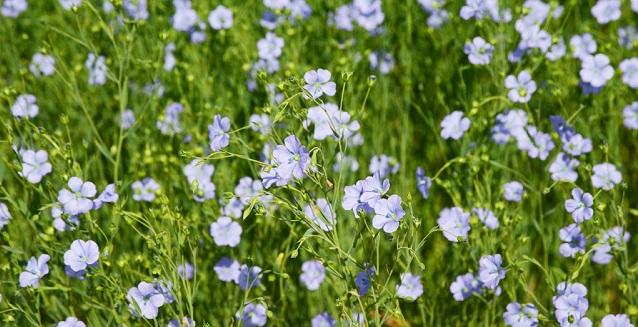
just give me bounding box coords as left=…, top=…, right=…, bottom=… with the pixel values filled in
left=156, top=102, right=184, bottom=135
left=58, top=177, right=97, bottom=215
left=416, top=167, right=432, bottom=199
left=601, top=314, right=633, bottom=327
left=440, top=111, right=471, bottom=140
left=460, top=0, right=498, bottom=20
left=369, top=51, right=395, bottom=74
left=237, top=265, right=262, bottom=290
left=351, top=0, right=385, bottom=31
left=591, top=163, right=622, bottom=190
left=472, top=208, right=499, bottom=230
left=19, top=254, right=50, bottom=288
left=304, top=103, right=360, bottom=140
left=303, top=69, right=337, bottom=99
left=63, top=239, right=99, bottom=273
left=19, top=149, right=52, bottom=184
left=257, top=32, right=284, bottom=60
left=1, top=0, right=28, bottom=18
left=505, top=70, right=537, bottom=103
left=580, top=54, right=614, bottom=88
left=184, top=159, right=216, bottom=202
left=550, top=115, right=576, bottom=141
left=570, top=33, right=597, bottom=60
left=503, top=302, right=538, bottom=327
left=464, top=37, right=494, bottom=65
left=449, top=272, right=482, bottom=301
left=0, top=202, right=10, bottom=230
left=478, top=254, right=506, bottom=290
left=214, top=257, right=241, bottom=282
left=132, top=178, right=160, bottom=202
left=564, top=188, right=593, bottom=223
left=355, top=265, right=375, bottom=296
left=361, top=173, right=390, bottom=208
left=592, top=227, right=631, bottom=265
left=249, top=113, right=272, bottom=135
left=503, top=181, right=524, bottom=202
left=619, top=58, right=638, bottom=89
left=266, top=135, right=310, bottom=186
left=552, top=282, right=590, bottom=326
left=591, top=0, right=621, bottom=24
left=368, top=155, right=399, bottom=178
left=209, top=216, right=242, bottom=247
left=563, top=134, right=592, bottom=157
left=56, top=317, right=86, bottom=327
left=300, top=260, right=326, bottom=291
left=559, top=224, right=586, bottom=258
left=29, top=53, right=55, bottom=77
left=342, top=180, right=373, bottom=217
left=311, top=312, right=336, bottom=327
left=237, top=303, right=267, bottom=327
left=93, top=184, right=119, bottom=210
left=85, top=53, right=107, bottom=86
left=437, top=207, right=471, bottom=242
left=59, top=0, right=81, bottom=10
left=123, top=0, right=148, bottom=20
left=168, top=317, right=195, bottom=327
left=549, top=153, right=579, bottom=183
left=372, top=194, right=405, bottom=233
left=208, top=5, right=232, bottom=30
left=396, top=272, right=423, bottom=301
left=546, top=38, right=567, bottom=61
left=11, top=94, right=38, bottom=119
left=517, top=126, right=555, bottom=160
left=127, top=281, right=166, bottom=319
left=177, top=262, right=195, bottom=280
left=492, top=109, right=528, bottom=144
left=304, top=198, right=336, bottom=232
left=208, top=114, right=231, bottom=151
left=623, top=102, right=638, bottom=129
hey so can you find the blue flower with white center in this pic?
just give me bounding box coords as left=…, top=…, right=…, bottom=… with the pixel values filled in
left=440, top=111, right=471, bottom=140
left=19, top=254, right=50, bottom=288
left=208, top=5, right=232, bottom=30
left=19, top=149, right=52, bottom=184
left=237, top=303, right=267, bottom=327
left=300, top=260, right=326, bottom=291
left=64, top=239, right=99, bottom=273
left=214, top=257, right=240, bottom=283
left=450, top=272, right=482, bottom=301
left=396, top=272, right=423, bottom=301
left=564, top=188, right=593, bottom=223
left=437, top=207, right=471, bottom=242
left=303, top=68, right=337, bottom=99
left=505, top=70, right=537, bottom=103
left=304, top=198, right=335, bottom=231
left=372, top=194, right=405, bottom=233
left=478, top=254, right=506, bottom=290
left=503, top=302, right=538, bottom=327
left=580, top=54, right=614, bottom=88
left=208, top=114, right=231, bottom=151
left=591, top=0, right=621, bottom=25
left=549, top=153, right=580, bottom=183
left=58, top=177, right=97, bottom=215
left=591, top=163, right=622, bottom=190
left=619, top=58, right=638, bottom=89
left=11, top=94, right=38, bottom=119
left=209, top=216, right=242, bottom=247
left=464, top=36, right=494, bottom=65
